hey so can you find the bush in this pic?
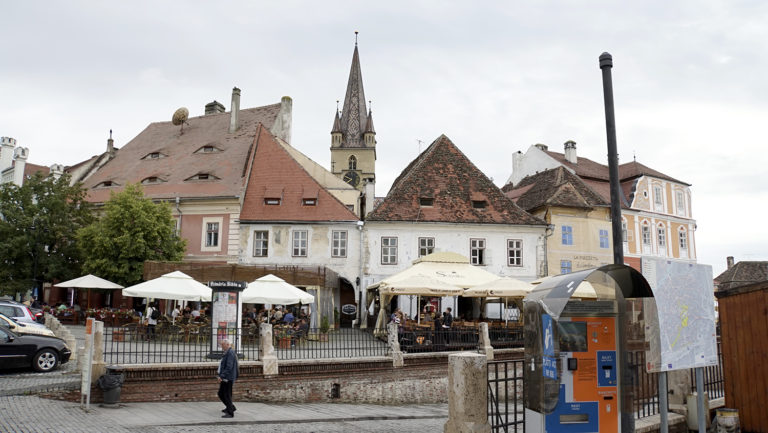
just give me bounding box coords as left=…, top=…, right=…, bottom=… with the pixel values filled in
left=320, top=315, right=330, bottom=333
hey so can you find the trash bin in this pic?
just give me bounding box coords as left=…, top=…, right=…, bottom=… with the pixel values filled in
left=97, top=365, right=125, bottom=406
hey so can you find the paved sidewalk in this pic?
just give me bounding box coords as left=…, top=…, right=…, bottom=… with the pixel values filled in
left=0, top=395, right=448, bottom=433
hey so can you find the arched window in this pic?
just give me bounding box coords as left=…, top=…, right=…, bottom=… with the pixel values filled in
left=348, top=155, right=357, bottom=170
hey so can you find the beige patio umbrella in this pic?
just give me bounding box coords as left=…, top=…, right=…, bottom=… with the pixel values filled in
left=55, top=274, right=124, bottom=309
left=463, top=276, right=534, bottom=324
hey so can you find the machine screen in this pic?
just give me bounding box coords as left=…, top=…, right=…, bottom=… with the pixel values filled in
left=557, top=321, right=587, bottom=352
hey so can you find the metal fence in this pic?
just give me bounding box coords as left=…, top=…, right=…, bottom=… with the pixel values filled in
left=487, top=359, right=525, bottom=433
left=628, top=350, right=665, bottom=419
left=690, top=339, right=725, bottom=399
left=274, top=327, right=390, bottom=360
left=397, top=326, right=480, bottom=353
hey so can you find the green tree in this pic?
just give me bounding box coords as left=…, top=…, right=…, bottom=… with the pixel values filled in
left=0, top=173, right=94, bottom=297
left=77, top=183, right=186, bottom=286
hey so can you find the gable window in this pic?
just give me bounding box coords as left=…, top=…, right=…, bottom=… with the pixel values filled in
left=653, top=185, right=664, bottom=211
left=332, top=231, right=347, bottom=258
left=348, top=155, right=357, bottom=170
left=381, top=237, right=398, bottom=265
left=252, top=231, right=268, bottom=257
left=419, top=197, right=434, bottom=207
left=201, top=217, right=224, bottom=252
left=302, top=198, right=317, bottom=206
left=264, top=198, right=281, bottom=205
left=599, top=229, right=610, bottom=249
left=419, top=237, right=435, bottom=257
left=562, top=226, right=573, bottom=245
left=292, top=230, right=308, bottom=257
left=561, top=260, right=572, bottom=274
left=470, top=238, right=486, bottom=265
left=507, top=239, right=523, bottom=267
left=675, top=190, right=686, bottom=216
left=472, top=200, right=487, bottom=209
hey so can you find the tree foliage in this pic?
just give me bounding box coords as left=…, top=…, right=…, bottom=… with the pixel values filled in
left=0, top=173, right=94, bottom=296
left=77, top=183, right=186, bottom=286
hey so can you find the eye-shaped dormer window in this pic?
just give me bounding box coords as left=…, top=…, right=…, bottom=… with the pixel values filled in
left=142, top=151, right=166, bottom=160
left=194, top=144, right=222, bottom=154
left=184, top=173, right=220, bottom=182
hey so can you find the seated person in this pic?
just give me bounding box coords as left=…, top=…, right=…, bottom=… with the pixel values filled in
left=283, top=310, right=295, bottom=324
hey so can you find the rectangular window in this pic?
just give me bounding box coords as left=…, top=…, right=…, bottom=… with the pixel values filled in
left=332, top=231, right=347, bottom=258
left=302, top=198, right=317, bottom=206
left=654, top=185, right=663, bottom=210
left=657, top=226, right=666, bottom=248
left=621, top=221, right=627, bottom=243
left=679, top=230, right=688, bottom=250
left=292, top=230, right=308, bottom=257
left=562, top=226, right=573, bottom=245
left=252, top=231, right=268, bottom=257
left=561, top=260, right=572, bottom=274
left=205, top=222, right=219, bottom=247
left=507, top=239, right=523, bottom=267
left=264, top=198, right=281, bottom=205
left=470, top=238, right=486, bottom=265
left=419, top=237, right=435, bottom=257
left=381, top=237, right=398, bottom=265
left=599, top=229, right=610, bottom=249
left=642, top=225, right=651, bottom=245
left=419, top=198, right=434, bottom=207
left=676, top=191, right=686, bottom=216
left=472, top=200, right=487, bottom=209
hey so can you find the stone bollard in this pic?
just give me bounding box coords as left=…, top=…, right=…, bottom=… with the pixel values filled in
left=260, top=323, right=278, bottom=375
left=387, top=322, right=403, bottom=368
left=444, top=352, right=491, bottom=433
left=478, top=323, right=494, bottom=361
left=91, top=321, right=106, bottom=383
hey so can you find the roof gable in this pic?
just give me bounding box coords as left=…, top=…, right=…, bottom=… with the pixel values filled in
left=83, top=103, right=282, bottom=203
left=240, top=126, right=358, bottom=222
left=368, top=135, right=543, bottom=225
left=715, top=261, right=768, bottom=290
left=506, top=166, right=609, bottom=211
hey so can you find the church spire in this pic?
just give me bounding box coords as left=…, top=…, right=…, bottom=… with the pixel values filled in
left=336, top=34, right=370, bottom=148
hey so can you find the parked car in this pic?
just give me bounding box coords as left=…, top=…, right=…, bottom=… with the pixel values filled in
left=0, top=312, right=55, bottom=337
left=0, top=301, right=39, bottom=325
left=0, top=327, right=71, bottom=372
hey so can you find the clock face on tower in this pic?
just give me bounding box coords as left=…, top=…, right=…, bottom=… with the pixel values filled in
left=343, top=170, right=360, bottom=187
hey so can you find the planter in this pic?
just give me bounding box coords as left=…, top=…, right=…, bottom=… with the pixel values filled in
left=319, top=333, right=329, bottom=342
left=278, top=337, right=292, bottom=349
left=112, top=329, right=125, bottom=342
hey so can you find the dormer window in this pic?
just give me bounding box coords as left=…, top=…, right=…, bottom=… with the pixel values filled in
left=141, top=176, right=164, bottom=185
left=142, top=152, right=166, bottom=160
left=472, top=200, right=487, bottom=209
left=419, top=197, right=434, bottom=207
left=302, top=198, right=317, bottom=206
left=184, top=173, right=219, bottom=182
left=194, top=143, right=222, bottom=154
left=96, top=180, right=116, bottom=188
left=264, top=198, right=281, bottom=205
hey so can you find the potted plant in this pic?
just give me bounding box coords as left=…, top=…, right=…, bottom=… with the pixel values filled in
left=333, top=307, right=340, bottom=329
left=319, top=315, right=330, bottom=342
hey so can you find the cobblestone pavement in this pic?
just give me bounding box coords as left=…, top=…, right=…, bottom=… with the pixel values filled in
left=0, top=395, right=448, bottom=433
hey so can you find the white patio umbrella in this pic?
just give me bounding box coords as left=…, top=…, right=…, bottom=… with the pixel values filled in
left=241, top=274, right=314, bottom=305
left=122, top=271, right=212, bottom=301
left=462, top=277, right=534, bottom=324
left=55, top=274, right=124, bottom=309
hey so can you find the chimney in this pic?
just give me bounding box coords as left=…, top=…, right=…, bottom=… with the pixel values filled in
left=534, top=143, right=548, bottom=152
left=726, top=256, right=735, bottom=269
left=270, top=96, right=293, bottom=144
left=512, top=151, right=523, bottom=179
left=107, top=129, right=114, bottom=155
left=12, top=146, right=28, bottom=186
left=564, top=140, right=577, bottom=163
left=0, top=136, right=16, bottom=171
left=50, top=164, right=64, bottom=180
left=205, top=100, right=225, bottom=115
left=228, top=87, right=241, bottom=133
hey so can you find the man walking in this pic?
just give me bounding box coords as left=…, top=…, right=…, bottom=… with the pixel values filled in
left=217, top=339, right=239, bottom=418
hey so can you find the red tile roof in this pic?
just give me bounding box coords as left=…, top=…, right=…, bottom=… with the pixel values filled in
left=505, top=167, right=609, bottom=211
left=544, top=149, right=689, bottom=186
left=23, top=162, right=50, bottom=178
left=239, top=126, right=358, bottom=222
left=83, top=104, right=282, bottom=203
left=368, top=135, right=544, bottom=225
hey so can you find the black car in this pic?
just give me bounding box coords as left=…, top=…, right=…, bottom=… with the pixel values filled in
left=0, top=327, right=71, bottom=372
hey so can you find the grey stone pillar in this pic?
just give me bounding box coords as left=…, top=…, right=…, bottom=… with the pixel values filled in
left=387, top=322, right=403, bottom=367
left=444, top=353, right=491, bottom=433
left=91, top=320, right=106, bottom=382
left=260, top=323, right=278, bottom=375
left=478, top=322, right=494, bottom=361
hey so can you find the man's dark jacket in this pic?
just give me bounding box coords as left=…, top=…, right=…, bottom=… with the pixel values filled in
left=219, top=348, right=239, bottom=382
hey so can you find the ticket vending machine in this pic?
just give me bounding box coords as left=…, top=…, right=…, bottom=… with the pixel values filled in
left=523, top=265, right=653, bottom=433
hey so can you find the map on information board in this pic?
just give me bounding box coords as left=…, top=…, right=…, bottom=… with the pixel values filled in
left=642, top=258, right=718, bottom=372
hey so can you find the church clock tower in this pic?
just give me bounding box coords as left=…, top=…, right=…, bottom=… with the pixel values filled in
left=331, top=34, right=376, bottom=197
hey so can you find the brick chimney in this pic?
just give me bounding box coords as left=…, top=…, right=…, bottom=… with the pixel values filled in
left=726, top=256, right=735, bottom=269
left=107, top=130, right=115, bottom=155
left=564, top=140, right=577, bottom=164
left=205, top=100, right=225, bottom=115
left=228, top=87, right=241, bottom=133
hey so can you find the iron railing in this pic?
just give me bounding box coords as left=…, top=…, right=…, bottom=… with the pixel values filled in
left=397, top=326, right=480, bottom=353
left=690, top=339, right=725, bottom=399
left=103, top=326, right=258, bottom=364
left=274, top=327, right=390, bottom=360
left=628, top=350, right=665, bottom=419
left=487, top=358, right=525, bottom=433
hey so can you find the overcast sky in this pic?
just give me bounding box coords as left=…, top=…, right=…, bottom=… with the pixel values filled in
left=2, top=1, right=766, bottom=277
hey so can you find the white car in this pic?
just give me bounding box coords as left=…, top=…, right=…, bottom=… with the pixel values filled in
left=0, top=313, right=55, bottom=337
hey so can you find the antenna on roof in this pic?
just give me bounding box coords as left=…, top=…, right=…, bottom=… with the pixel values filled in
left=336, top=100, right=340, bottom=111
left=368, top=100, right=372, bottom=113
left=355, top=31, right=359, bottom=46
left=633, top=151, right=636, bottom=162
left=109, top=129, right=112, bottom=139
